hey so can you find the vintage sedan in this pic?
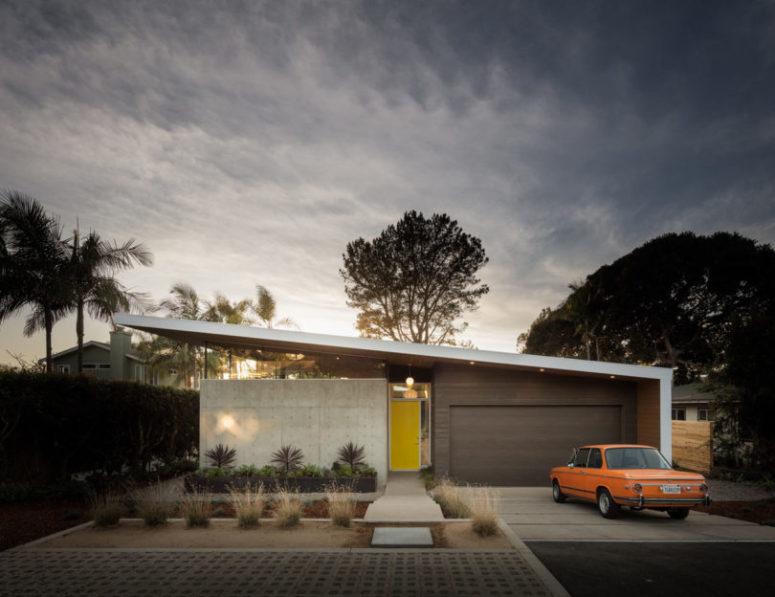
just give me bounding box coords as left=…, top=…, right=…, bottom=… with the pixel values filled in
left=550, top=444, right=711, bottom=519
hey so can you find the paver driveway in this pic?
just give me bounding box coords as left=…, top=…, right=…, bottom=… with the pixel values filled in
left=0, top=549, right=553, bottom=597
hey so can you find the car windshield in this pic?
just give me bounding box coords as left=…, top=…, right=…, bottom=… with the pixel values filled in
left=605, top=447, right=671, bottom=469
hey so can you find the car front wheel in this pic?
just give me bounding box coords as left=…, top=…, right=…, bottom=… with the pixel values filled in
left=667, top=508, right=690, bottom=520
left=597, top=488, right=619, bottom=519
left=552, top=480, right=566, bottom=503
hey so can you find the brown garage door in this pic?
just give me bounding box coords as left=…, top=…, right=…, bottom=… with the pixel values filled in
left=449, top=405, right=622, bottom=486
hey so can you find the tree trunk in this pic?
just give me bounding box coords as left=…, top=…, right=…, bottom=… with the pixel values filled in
left=76, top=298, right=84, bottom=373
left=45, top=308, right=53, bottom=373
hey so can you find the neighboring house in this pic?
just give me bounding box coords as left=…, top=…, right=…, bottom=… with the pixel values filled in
left=115, top=313, right=673, bottom=486
left=672, top=383, right=714, bottom=422
left=46, top=330, right=151, bottom=383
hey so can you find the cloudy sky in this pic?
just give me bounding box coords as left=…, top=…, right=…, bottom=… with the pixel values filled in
left=1, top=0, right=774, bottom=364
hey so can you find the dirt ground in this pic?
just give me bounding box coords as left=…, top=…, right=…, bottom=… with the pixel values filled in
left=695, top=499, right=775, bottom=525
left=32, top=520, right=513, bottom=550
left=0, top=499, right=91, bottom=552
left=0, top=500, right=369, bottom=551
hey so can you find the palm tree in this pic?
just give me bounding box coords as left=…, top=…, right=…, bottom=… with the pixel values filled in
left=204, top=293, right=253, bottom=377
left=252, top=285, right=297, bottom=329
left=67, top=229, right=153, bottom=373
left=157, top=283, right=214, bottom=388
left=0, top=191, right=69, bottom=372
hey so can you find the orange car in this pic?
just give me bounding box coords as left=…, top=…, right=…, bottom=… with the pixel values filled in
left=550, top=444, right=710, bottom=519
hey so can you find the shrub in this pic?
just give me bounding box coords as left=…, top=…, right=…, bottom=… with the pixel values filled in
left=274, top=488, right=302, bottom=528
left=358, top=464, right=377, bottom=477
left=419, top=467, right=435, bottom=490
left=230, top=483, right=266, bottom=528
left=299, top=464, right=324, bottom=478
left=205, top=444, right=237, bottom=469
left=271, top=445, right=304, bottom=476
left=325, top=483, right=356, bottom=528
left=205, top=467, right=225, bottom=478
left=337, top=442, right=365, bottom=469
left=91, top=492, right=124, bottom=527
left=433, top=479, right=471, bottom=518
left=336, top=464, right=353, bottom=478
left=62, top=508, right=81, bottom=521
left=257, top=465, right=276, bottom=477
left=180, top=488, right=212, bottom=528
left=135, top=482, right=176, bottom=527
left=234, top=464, right=260, bottom=477
left=468, top=486, right=500, bottom=537
left=0, top=370, right=198, bottom=485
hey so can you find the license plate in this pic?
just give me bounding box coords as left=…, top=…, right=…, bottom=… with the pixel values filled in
left=661, top=484, right=681, bottom=494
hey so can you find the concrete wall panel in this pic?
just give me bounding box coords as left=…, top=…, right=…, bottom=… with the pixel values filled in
left=200, top=379, right=388, bottom=481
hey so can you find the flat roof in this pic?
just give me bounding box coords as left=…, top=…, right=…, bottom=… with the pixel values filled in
left=114, top=313, right=672, bottom=382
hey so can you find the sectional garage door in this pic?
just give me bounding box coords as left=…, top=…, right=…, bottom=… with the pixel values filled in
left=449, top=405, right=622, bottom=486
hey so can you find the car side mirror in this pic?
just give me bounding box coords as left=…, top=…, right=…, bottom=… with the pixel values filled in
left=568, top=462, right=575, bottom=469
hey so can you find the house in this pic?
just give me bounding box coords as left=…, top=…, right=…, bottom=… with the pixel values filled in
left=45, top=329, right=152, bottom=382
left=114, top=313, right=673, bottom=486
left=672, top=383, right=714, bottom=421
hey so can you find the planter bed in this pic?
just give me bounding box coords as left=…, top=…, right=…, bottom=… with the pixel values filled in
left=184, top=475, right=377, bottom=494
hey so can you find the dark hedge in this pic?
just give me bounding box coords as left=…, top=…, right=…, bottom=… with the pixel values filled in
left=0, top=370, right=199, bottom=483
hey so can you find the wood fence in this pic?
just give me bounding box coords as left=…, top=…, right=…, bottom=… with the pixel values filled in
left=672, top=421, right=713, bottom=473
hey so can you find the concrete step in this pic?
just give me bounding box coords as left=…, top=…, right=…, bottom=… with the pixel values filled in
left=371, top=527, right=434, bottom=548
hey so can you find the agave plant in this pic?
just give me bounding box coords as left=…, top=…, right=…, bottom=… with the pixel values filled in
left=337, top=442, right=366, bottom=469
left=205, top=443, right=237, bottom=469
left=271, top=445, right=304, bottom=475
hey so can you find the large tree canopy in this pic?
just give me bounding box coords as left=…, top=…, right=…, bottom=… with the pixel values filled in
left=522, top=232, right=775, bottom=379
left=341, top=211, right=489, bottom=345
left=519, top=231, right=775, bottom=468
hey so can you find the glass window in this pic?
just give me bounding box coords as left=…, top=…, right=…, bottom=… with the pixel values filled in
left=573, top=448, right=590, bottom=467
left=698, top=408, right=709, bottom=421
left=672, top=408, right=686, bottom=420
left=391, top=382, right=430, bottom=400
left=57, top=364, right=70, bottom=375
left=605, top=447, right=671, bottom=469
left=588, top=448, right=603, bottom=469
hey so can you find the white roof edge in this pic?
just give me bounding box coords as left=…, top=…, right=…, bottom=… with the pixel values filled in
left=114, top=313, right=672, bottom=381
left=42, top=340, right=111, bottom=362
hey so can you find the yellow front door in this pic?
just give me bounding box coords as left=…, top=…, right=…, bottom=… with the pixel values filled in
left=390, top=401, right=420, bottom=469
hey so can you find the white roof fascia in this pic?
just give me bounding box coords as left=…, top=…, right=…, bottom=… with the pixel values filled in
left=114, top=313, right=671, bottom=382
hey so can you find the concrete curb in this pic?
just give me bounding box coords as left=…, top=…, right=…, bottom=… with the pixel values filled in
left=497, top=517, right=571, bottom=597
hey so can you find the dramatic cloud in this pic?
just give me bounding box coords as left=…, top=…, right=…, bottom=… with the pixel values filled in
left=1, top=0, right=774, bottom=361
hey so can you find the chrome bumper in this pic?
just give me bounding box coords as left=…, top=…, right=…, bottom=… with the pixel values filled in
left=616, top=495, right=711, bottom=507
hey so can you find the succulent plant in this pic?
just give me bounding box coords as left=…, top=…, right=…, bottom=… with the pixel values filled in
left=337, top=442, right=365, bottom=469
left=270, top=445, right=305, bottom=475
left=205, top=443, right=237, bottom=469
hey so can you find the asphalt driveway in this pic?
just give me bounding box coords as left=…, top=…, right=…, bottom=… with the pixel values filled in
left=495, top=487, right=775, bottom=541
left=490, top=487, right=775, bottom=597
left=526, top=541, right=775, bottom=597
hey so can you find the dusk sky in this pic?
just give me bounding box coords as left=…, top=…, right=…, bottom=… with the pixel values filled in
left=2, top=0, right=774, bottom=365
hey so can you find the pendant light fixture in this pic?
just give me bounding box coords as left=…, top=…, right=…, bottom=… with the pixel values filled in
left=405, top=363, right=414, bottom=388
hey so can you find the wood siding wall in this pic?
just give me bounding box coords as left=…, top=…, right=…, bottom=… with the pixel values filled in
left=636, top=380, right=661, bottom=449
left=672, top=421, right=712, bottom=473
left=432, top=364, right=638, bottom=478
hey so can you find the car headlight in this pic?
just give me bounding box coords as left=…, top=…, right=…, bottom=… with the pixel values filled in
left=632, top=483, right=642, bottom=493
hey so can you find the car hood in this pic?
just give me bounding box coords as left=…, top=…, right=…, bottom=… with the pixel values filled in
left=612, top=469, right=706, bottom=481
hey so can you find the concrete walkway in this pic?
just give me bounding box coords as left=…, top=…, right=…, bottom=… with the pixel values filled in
left=496, top=487, right=775, bottom=542
left=363, top=471, right=444, bottom=522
